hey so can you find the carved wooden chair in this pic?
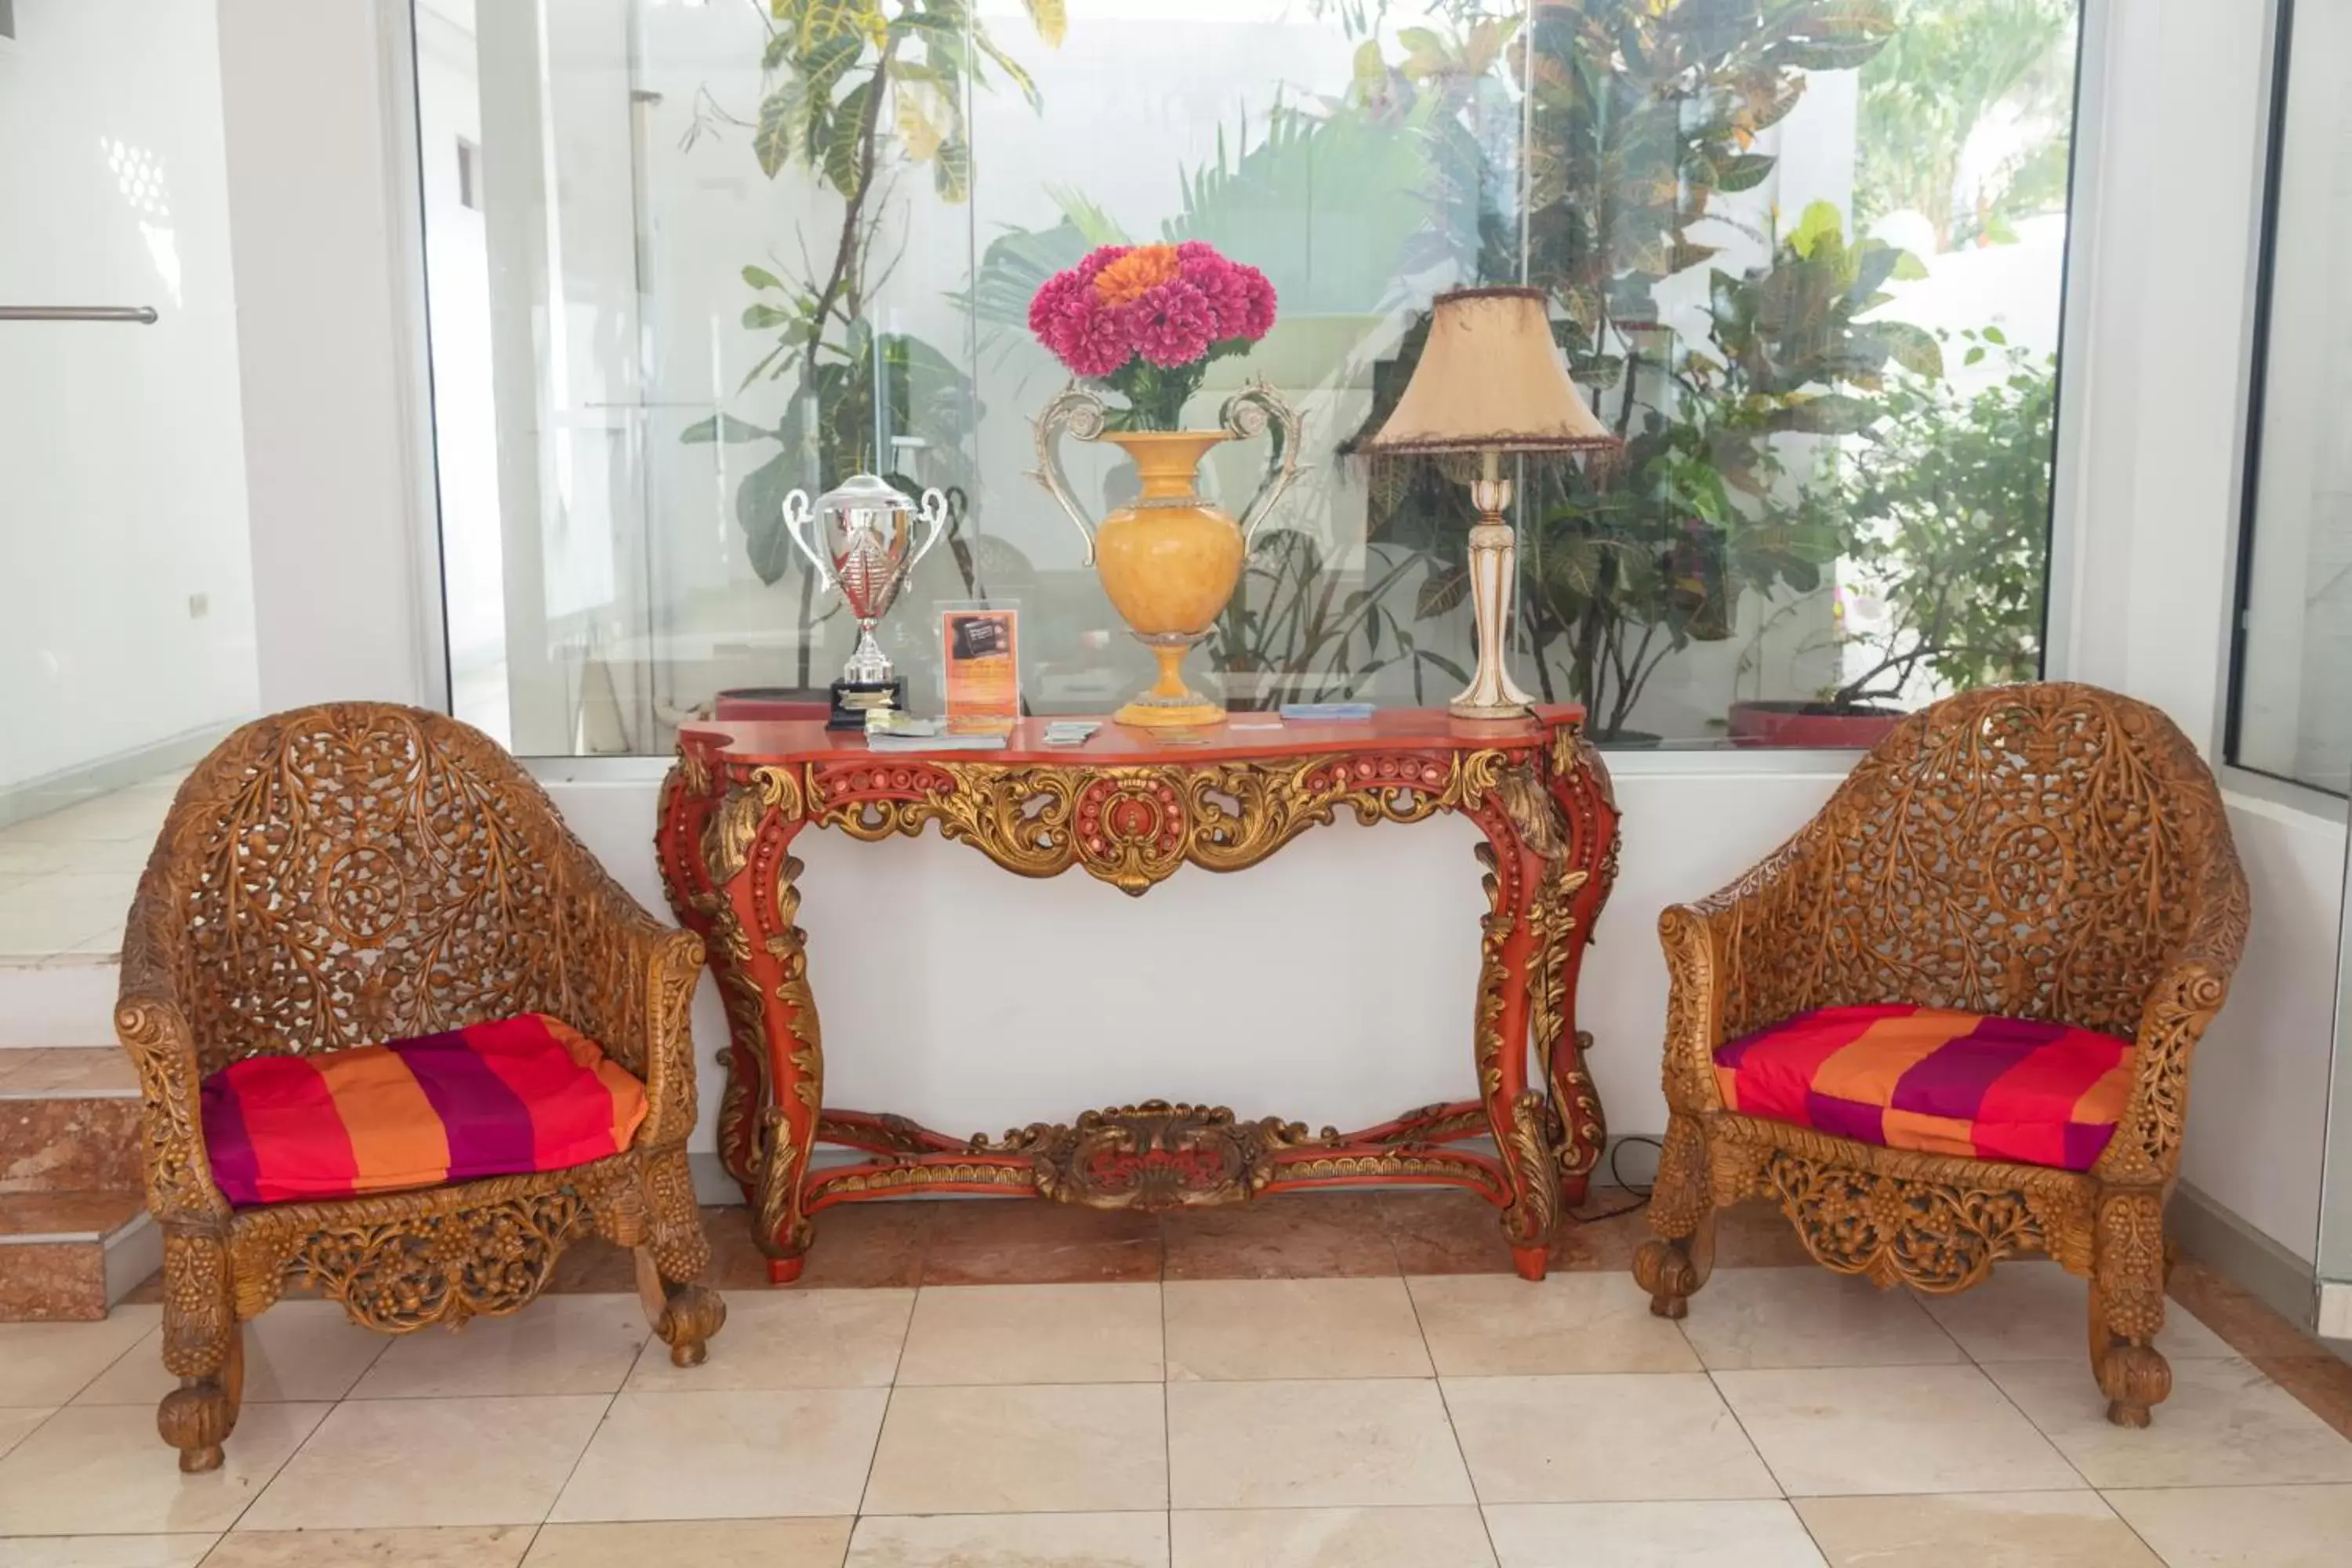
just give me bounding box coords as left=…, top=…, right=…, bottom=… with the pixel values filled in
left=116, top=704, right=724, bottom=1470
left=1633, top=684, right=2248, bottom=1427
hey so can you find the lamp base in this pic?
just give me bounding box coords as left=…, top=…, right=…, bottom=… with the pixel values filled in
left=1448, top=694, right=1534, bottom=722
left=1450, top=494, right=1536, bottom=720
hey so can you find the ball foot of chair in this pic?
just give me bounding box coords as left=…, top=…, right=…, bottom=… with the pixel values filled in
left=1633, top=1236, right=1705, bottom=1319
left=157, top=1338, right=241, bottom=1474
left=634, top=1246, right=727, bottom=1368
left=2097, top=1341, right=2170, bottom=1429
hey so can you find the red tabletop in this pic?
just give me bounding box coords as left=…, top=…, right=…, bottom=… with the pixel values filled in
left=679, top=705, right=1589, bottom=766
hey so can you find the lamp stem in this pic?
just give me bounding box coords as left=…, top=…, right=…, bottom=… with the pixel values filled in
left=1450, top=448, right=1535, bottom=720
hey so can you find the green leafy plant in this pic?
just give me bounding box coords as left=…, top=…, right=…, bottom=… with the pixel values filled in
left=1809, top=335, right=2054, bottom=703
left=681, top=0, right=1064, bottom=600
left=1853, top=0, right=2076, bottom=249
left=1214, top=532, right=1468, bottom=709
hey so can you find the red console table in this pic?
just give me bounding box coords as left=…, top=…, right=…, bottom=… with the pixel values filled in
left=655, top=707, right=1620, bottom=1283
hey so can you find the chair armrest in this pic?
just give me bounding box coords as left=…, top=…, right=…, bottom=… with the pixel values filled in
left=2095, top=843, right=2251, bottom=1185
left=114, top=881, right=231, bottom=1225
left=550, top=848, right=706, bottom=1149
left=1656, top=834, right=1828, bottom=1115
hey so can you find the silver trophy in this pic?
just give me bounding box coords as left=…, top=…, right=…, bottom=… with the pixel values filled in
left=782, top=474, right=949, bottom=728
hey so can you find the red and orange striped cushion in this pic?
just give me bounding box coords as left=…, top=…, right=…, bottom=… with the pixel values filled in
left=1712, top=1004, right=2135, bottom=1172
left=200, top=1014, right=648, bottom=1207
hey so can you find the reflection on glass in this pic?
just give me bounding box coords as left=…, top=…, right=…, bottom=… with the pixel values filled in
left=419, top=0, right=2076, bottom=756
left=2231, top=0, right=2352, bottom=797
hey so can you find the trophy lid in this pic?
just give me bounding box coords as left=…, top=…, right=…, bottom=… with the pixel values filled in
left=812, top=473, right=916, bottom=517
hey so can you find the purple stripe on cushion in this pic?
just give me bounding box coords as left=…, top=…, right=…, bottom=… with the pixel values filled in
left=2061, top=1121, right=2118, bottom=1172
left=200, top=1073, right=264, bottom=1207
left=390, top=1029, right=536, bottom=1182
left=1806, top=1089, right=1886, bottom=1147
left=1888, top=1017, right=2067, bottom=1123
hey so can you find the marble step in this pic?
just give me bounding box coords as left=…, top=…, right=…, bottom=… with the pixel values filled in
left=1, top=1047, right=143, bottom=1196
left=0, top=1190, right=156, bottom=1322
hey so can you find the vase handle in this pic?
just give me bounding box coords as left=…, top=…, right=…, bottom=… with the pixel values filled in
left=1029, top=384, right=1110, bottom=568
left=781, top=488, right=833, bottom=590
left=1222, top=379, right=1308, bottom=547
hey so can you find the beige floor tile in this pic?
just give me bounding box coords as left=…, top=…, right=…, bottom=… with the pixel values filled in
left=1714, top=1364, right=2080, bottom=1497
left=549, top=1389, right=887, bottom=1522
left=1795, top=1491, right=2158, bottom=1567
left=845, top=1512, right=1167, bottom=1567
left=1163, top=1278, right=1431, bottom=1381
left=894, top=1283, right=1160, bottom=1385
left=0, top=1403, right=327, bottom=1536
left=1675, top=1268, right=1968, bottom=1370
left=1171, top=1505, right=1497, bottom=1567
left=0, top=1538, right=217, bottom=1567
left=1408, top=1275, right=1699, bottom=1377
left=238, top=1395, right=604, bottom=1530
left=201, top=1527, right=533, bottom=1566
left=0, top=1406, right=50, bottom=1461
left=1482, top=1501, right=1825, bottom=1566
left=77, top=1304, right=389, bottom=1406
left=1918, top=1264, right=2233, bottom=1363
left=1443, top=1374, right=1777, bottom=1504
left=2103, top=1483, right=2352, bottom=1566
left=525, top=1518, right=854, bottom=1566
left=1983, top=1356, right=2352, bottom=1489
left=624, top=1290, right=910, bottom=1392
left=350, top=1297, right=648, bottom=1399
left=863, top=1384, right=1167, bottom=1515
left=0, top=1308, right=160, bottom=1405
left=1167, top=1378, right=1472, bottom=1509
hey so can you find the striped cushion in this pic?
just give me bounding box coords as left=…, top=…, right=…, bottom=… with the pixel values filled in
left=1711, top=1004, right=2135, bottom=1172
left=201, top=1014, right=648, bottom=1207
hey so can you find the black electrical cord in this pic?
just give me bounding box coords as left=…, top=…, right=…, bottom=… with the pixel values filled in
left=1566, top=1133, right=1663, bottom=1224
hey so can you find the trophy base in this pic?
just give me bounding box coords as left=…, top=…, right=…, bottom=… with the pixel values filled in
left=826, top=677, right=908, bottom=731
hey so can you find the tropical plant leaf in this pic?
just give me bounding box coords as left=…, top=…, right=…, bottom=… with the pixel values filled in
left=1416, top=567, right=1470, bottom=620
left=895, top=79, right=946, bottom=161
left=932, top=136, right=971, bottom=201
left=1871, top=319, right=1944, bottom=379
left=681, top=413, right=775, bottom=445
left=742, top=264, right=786, bottom=292
left=1022, top=0, right=1066, bottom=48
left=737, top=451, right=804, bottom=586
left=824, top=79, right=872, bottom=198
left=1766, top=392, right=1879, bottom=436
left=753, top=80, right=808, bottom=177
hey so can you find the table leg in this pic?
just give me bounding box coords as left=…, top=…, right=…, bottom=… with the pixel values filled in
left=1544, top=730, right=1620, bottom=1204
left=1469, top=768, right=1568, bottom=1281
left=729, top=813, right=825, bottom=1283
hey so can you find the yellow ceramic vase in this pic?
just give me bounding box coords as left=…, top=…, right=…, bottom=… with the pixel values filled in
left=1091, top=431, right=1243, bottom=728
left=1033, top=383, right=1305, bottom=728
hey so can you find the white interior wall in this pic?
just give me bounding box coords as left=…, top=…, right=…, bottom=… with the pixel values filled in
left=0, top=0, right=258, bottom=796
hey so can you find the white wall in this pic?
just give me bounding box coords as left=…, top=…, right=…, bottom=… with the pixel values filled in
left=218, top=0, right=436, bottom=714
left=0, top=0, right=259, bottom=795
left=2059, top=0, right=2343, bottom=1267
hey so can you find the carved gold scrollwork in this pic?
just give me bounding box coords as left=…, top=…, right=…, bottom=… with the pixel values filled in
left=975, top=1102, right=1326, bottom=1210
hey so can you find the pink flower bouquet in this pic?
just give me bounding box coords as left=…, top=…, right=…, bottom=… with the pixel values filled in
left=1028, top=242, right=1276, bottom=430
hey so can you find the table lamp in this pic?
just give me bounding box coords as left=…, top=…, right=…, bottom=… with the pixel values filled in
left=1363, top=286, right=1619, bottom=720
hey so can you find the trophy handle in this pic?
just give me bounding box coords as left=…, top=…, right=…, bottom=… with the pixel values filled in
left=1028, top=384, right=1110, bottom=568
left=910, top=487, right=950, bottom=571
left=1223, top=380, right=1308, bottom=548
left=781, top=488, right=832, bottom=590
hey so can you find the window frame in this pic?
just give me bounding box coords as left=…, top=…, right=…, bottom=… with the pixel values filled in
left=391, top=0, right=2097, bottom=780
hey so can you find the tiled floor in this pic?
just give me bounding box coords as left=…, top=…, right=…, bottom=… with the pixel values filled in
left=9, top=1196, right=2352, bottom=1565
left=0, top=776, right=178, bottom=960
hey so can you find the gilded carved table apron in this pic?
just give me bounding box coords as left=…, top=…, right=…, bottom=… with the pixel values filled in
left=656, top=707, right=1620, bottom=1283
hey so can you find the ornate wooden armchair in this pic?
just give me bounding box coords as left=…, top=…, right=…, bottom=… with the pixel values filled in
left=1632, top=684, right=2248, bottom=1427
left=116, top=704, right=724, bottom=1470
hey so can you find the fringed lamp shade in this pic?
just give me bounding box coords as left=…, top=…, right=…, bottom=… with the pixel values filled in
left=1363, top=287, right=1615, bottom=456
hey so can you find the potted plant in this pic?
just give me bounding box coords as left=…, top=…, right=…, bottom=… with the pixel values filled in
left=1732, top=333, right=2052, bottom=742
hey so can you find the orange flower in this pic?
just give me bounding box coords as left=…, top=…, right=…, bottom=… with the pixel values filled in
left=1092, top=245, right=1182, bottom=307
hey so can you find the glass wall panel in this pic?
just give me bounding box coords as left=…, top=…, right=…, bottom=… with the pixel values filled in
left=421, top=0, right=2077, bottom=755
left=0, top=0, right=258, bottom=959
left=2230, top=0, right=2352, bottom=797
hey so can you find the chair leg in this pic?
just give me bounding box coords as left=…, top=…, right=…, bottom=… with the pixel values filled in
left=1632, top=1111, right=1716, bottom=1320
left=2090, top=1191, right=2172, bottom=1428
left=154, top=1231, right=242, bottom=1472
left=637, top=1150, right=725, bottom=1368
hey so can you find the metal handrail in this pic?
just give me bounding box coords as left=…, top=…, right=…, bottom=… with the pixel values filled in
left=0, top=306, right=159, bottom=324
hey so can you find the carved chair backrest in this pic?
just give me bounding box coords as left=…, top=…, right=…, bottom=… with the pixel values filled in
left=1738, top=684, right=2231, bottom=1038
left=148, top=704, right=579, bottom=1073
